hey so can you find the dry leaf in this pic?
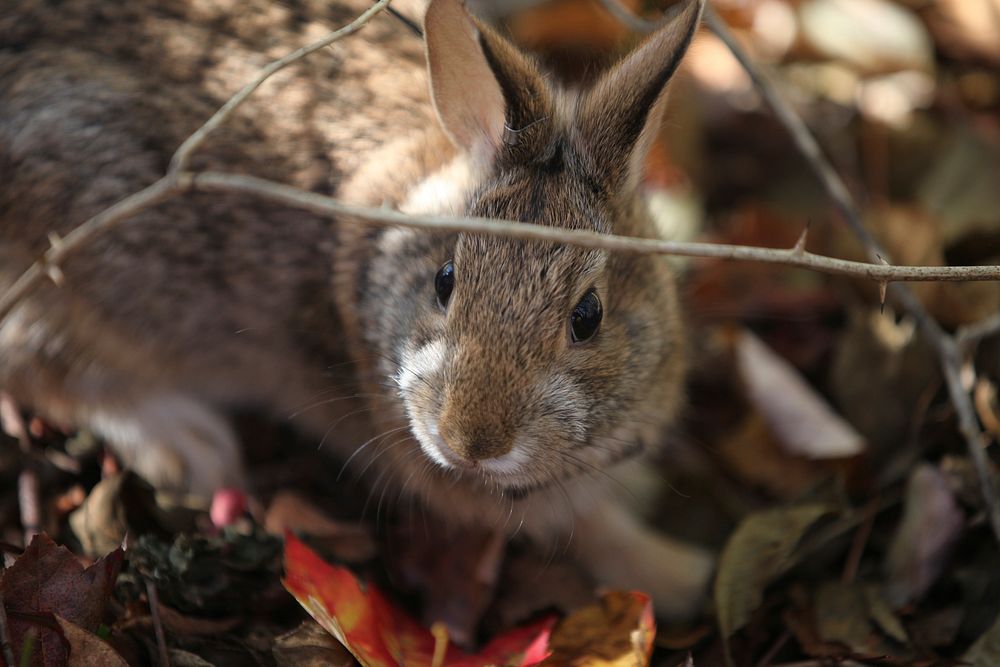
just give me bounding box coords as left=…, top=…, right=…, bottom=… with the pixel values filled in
left=391, top=524, right=506, bottom=647
left=715, top=504, right=834, bottom=642
left=541, top=591, right=656, bottom=667
left=56, top=616, right=128, bottom=667
left=0, top=534, right=122, bottom=667
left=885, top=464, right=964, bottom=607
left=272, top=621, right=356, bottom=667
left=736, top=330, right=864, bottom=459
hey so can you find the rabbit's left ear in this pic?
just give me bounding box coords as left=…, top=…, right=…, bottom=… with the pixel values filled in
left=576, top=0, right=704, bottom=191
left=424, top=0, right=551, bottom=164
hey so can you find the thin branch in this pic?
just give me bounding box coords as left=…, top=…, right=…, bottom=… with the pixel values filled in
left=598, top=0, right=1000, bottom=542
left=145, top=580, right=170, bottom=667
left=0, top=175, right=181, bottom=323
left=192, top=170, right=1000, bottom=282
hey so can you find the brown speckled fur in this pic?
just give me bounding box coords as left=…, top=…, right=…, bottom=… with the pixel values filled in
left=1, top=0, right=713, bottom=617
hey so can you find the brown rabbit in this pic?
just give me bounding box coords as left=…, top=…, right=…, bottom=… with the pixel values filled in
left=0, top=0, right=713, bottom=618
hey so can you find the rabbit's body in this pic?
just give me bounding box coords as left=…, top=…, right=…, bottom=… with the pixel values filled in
left=0, top=0, right=713, bottom=617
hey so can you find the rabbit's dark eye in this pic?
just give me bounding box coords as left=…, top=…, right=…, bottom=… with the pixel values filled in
left=570, top=290, right=602, bottom=343
left=435, top=261, right=455, bottom=309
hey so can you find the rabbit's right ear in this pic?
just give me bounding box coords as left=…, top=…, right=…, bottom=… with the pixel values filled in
left=424, top=0, right=551, bottom=163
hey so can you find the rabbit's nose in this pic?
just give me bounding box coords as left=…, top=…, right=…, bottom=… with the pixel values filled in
left=437, top=413, right=514, bottom=463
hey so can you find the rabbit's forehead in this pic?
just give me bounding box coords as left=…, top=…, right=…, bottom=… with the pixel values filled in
left=449, top=237, right=605, bottom=339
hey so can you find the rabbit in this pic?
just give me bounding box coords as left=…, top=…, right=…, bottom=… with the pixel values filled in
left=0, top=0, right=714, bottom=619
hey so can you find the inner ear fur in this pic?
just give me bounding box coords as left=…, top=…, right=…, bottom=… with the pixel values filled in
left=424, top=0, right=552, bottom=163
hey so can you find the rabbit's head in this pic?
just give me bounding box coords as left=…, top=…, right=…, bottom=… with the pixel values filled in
left=364, top=0, right=703, bottom=495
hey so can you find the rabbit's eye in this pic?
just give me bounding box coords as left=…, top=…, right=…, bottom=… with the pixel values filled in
left=435, top=260, right=455, bottom=309
left=570, top=290, right=602, bottom=343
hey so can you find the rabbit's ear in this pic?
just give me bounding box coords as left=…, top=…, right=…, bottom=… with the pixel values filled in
left=425, top=0, right=550, bottom=163
left=576, top=0, right=703, bottom=191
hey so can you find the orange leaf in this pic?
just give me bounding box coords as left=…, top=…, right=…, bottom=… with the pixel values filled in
left=282, top=533, right=554, bottom=667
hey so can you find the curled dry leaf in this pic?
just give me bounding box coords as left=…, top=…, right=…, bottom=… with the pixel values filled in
left=715, top=504, right=835, bottom=642
left=884, top=464, right=964, bottom=608
left=282, top=532, right=554, bottom=667
left=541, top=590, right=656, bottom=667
left=736, top=330, right=864, bottom=460
left=55, top=616, right=128, bottom=667
left=272, top=621, right=356, bottom=667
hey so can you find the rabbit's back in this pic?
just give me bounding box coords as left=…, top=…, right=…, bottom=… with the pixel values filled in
left=0, top=0, right=434, bottom=489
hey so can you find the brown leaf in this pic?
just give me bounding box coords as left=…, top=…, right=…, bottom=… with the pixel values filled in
left=391, top=523, right=506, bottom=647
left=885, top=464, right=964, bottom=607
left=264, top=490, right=375, bottom=563
left=0, top=534, right=122, bottom=666
left=55, top=616, right=127, bottom=667
left=272, top=621, right=356, bottom=667
left=715, top=505, right=834, bottom=642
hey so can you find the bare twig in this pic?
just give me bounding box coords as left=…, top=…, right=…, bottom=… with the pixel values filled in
left=193, top=170, right=1000, bottom=282
left=145, top=580, right=171, bottom=667
left=599, top=0, right=1000, bottom=544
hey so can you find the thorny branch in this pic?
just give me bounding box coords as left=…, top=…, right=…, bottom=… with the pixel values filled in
left=0, top=0, right=999, bottom=536
left=598, top=0, right=1000, bottom=542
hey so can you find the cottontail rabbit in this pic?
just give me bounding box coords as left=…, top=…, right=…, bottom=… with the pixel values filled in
left=0, top=0, right=713, bottom=618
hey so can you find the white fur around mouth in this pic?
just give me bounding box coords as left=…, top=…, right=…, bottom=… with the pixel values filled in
left=395, top=339, right=446, bottom=393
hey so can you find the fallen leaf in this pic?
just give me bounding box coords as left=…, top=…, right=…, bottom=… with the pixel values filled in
left=541, top=591, right=656, bottom=667
left=884, top=464, right=964, bottom=607
left=715, top=504, right=834, bottom=643
left=55, top=616, right=128, bottom=667
left=964, top=612, right=1000, bottom=666
left=0, top=534, right=122, bottom=667
left=282, top=532, right=555, bottom=667
left=813, top=582, right=902, bottom=657
left=736, top=330, right=865, bottom=460
left=272, top=621, right=356, bottom=667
